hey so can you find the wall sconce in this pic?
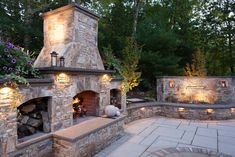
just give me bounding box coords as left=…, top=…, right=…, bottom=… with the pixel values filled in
left=231, top=108, right=235, bottom=113
left=56, top=73, right=70, bottom=84
left=178, top=107, right=185, bottom=112
left=169, top=80, right=175, bottom=88
left=221, top=81, right=227, bottom=88
left=0, top=87, right=12, bottom=94
left=51, top=51, right=58, bottom=67
left=59, top=56, right=65, bottom=67
left=207, top=109, right=214, bottom=113
left=102, top=74, right=112, bottom=82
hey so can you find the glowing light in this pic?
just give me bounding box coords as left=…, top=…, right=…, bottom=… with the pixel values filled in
left=221, top=81, right=227, bottom=88
left=72, top=98, right=80, bottom=104
left=169, top=80, right=175, bottom=88
left=140, top=107, right=146, bottom=111
left=178, top=107, right=185, bottom=112
left=102, top=74, right=112, bottom=82
left=57, top=73, right=70, bottom=83
left=207, top=109, right=214, bottom=113
left=231, top=108, right=235, bottom=113
left=0, top=87, right=12, bottom=94
left=178, top=79, right=217, bottom=104
left=50, top=24, right=65, bottom=43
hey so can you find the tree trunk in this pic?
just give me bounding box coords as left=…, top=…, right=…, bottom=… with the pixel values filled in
left=23, top=0, right=32, bottom=49
left=132, top=0, right=142, bottom=38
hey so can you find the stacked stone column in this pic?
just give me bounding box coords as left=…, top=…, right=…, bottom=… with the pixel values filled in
left=0, top=88, right=17, bottom=156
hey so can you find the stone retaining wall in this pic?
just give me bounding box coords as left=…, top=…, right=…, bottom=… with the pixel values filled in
left=125, top=102, right=235, bottom=123
left=53, top=117, right=125, bottom=157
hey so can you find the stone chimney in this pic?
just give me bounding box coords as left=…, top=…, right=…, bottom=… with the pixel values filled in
left=34, top=4, right=104, bottom=70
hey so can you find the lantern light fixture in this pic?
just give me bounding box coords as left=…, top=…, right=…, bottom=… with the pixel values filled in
left=59, top=56, right=65, bottom=67
left=50, top=51, right=58, bottom=67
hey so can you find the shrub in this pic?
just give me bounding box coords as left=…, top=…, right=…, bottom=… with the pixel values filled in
left=0, top=40, right=39, bottom=87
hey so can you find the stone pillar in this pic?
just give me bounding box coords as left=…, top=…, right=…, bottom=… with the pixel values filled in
left=121, top=91, right=127, bottom=114
left=0, top=87, right=17, bottom=156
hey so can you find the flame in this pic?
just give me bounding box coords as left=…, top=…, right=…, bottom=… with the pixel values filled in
left=72, top=98, right=80, bottom=104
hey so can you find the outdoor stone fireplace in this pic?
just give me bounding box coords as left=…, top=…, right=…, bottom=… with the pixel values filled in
left=0, top=3, right=126, bottom=157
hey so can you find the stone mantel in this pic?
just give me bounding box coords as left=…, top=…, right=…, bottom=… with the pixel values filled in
left=0, top=78, right=53, bottom=85
left=38, top=67, right=114, bottom=75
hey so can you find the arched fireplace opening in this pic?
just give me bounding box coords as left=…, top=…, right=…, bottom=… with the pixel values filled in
left=17, top=97, right=51, bottom=141
left=110, top=89, right=122, bottom=109
left=72, top=91, right=99, bottom=124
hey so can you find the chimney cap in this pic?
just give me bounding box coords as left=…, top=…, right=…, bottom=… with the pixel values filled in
left=43, top=3, right=100, bottom=20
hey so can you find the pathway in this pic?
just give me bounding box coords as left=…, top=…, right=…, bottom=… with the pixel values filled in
left=95, top=116, right=235, bottom=157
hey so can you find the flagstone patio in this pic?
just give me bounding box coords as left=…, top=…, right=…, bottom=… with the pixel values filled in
left=95, top=116, right=235, bottom=157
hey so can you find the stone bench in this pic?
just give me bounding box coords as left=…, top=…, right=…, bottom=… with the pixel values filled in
left=53, top=116, right=125, bottom=157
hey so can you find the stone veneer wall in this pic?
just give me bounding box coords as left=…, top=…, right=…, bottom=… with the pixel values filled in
left=156, top=76, right=235, bottom=104
left=0, top=89, right=17, bottom=156
left=53, top=117, right=125, bottom=157
left=8, top=136, right=53, bottom=157
left=17, top=73, right=113, bottom=132
left=34, top=4, right=104, bottom=70
left=125, top=102, right=235, bottom=123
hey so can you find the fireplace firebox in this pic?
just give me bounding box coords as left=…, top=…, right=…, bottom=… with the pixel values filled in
left=72, top=91, right=99, bottom=120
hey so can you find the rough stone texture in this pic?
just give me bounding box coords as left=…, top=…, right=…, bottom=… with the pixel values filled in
left=9, top=138, right=53, bottom=157
left=53, top=117, right=125, bottom=157
left=125, top=102, right=235, bottom=123
left=156, top=76, right=235, bottom=104
left=0, top=89, right=17, bottom=156
left=34, top=4, right=104, bottom=70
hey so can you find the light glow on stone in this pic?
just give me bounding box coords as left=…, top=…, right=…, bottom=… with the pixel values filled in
left=231, top=108, right=235, bottom=113
left=0, top=87, right=12, bottom=94
left=178, top=107, right=185, bottom=112
left=102, top=74, right=112, bottom=82
left=207, top=109, right=214, bottom=113
left=57, top=73, right=70, bottom=84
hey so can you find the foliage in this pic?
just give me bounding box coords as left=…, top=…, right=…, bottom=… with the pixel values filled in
left=0, top=0, right=234, bottom=93
left=0, top=41, right=39, bottom=87
left=103, top=37, right=141, bottom=93
left=185, top=48, right=207, bottom=77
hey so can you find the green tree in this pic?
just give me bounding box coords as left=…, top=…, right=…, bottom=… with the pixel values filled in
left=103, top=37, right=141, bottom=92
left=185, top=48, right=207, bottom=76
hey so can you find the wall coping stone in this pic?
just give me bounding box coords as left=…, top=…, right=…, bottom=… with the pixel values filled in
left=111, top=78, right=123, bottom=82
left=43, top=3, right=100, bottom=20
left=127, top=102, right=235, bottom=110
left=156, top=76, right=235, bottom=79
left=53, top=115, right=126, bottom=142
left=0, top=78, right=53, bottom=86
left=38, top=67, right=114, bottom=75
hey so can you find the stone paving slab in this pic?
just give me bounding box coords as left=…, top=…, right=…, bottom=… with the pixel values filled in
left=196, top=128, right=217, bottom=138
left=95, top=117, right=235, bottom=157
